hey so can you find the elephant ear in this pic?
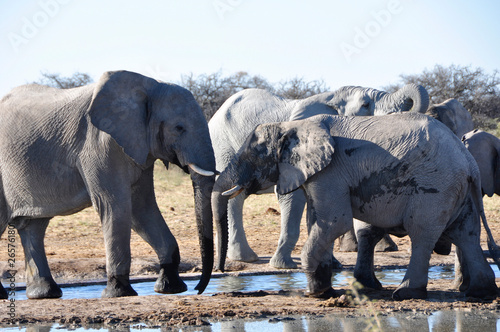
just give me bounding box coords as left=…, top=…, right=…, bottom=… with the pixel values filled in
left=276, top=120, right=335, bottom=195
left=89, top=70, right=157, bottom=165
left=494, top=141, right=500, bottom=196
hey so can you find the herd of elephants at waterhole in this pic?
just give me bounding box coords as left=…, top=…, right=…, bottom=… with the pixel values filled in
left=0, top=70, right=499, bottom=302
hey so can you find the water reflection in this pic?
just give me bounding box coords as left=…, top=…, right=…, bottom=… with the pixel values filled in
left=11, top=310, right=500, bottom=332
left=9, top=265, right=484, bottom=301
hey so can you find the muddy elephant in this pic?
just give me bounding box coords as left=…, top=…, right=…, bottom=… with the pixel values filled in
left=351, top=98, right=476, bottom=288
left=343, top=98, right=475, bottom=253
left=209, top=84, right=429, bottom=269
left=0, top=71, right=216, bottom=299
left=213, top=113, right=498, bottom=300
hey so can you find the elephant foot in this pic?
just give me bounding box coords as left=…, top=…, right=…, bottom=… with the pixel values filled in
left=269, top=253, right=298, bottom=269
left=464, top=282, right=498, bottom=299
left=0, top=283, right=8, bottom=299
left=306, top=287, right=336, bottom=299
left=375, top=235, right=398, bottom=252
left=26, top=277, right=62, bottom=299
left=354, top=272, right=383, bottom=290
left=305, top=261, right=333, bottom=298
left=228, top=242, right=259, bottom=263
left=154, top=263, right=187, bottom=294
left=392, top=286, right=427, bottom=300
left=102, top=275, right=138, bottom=298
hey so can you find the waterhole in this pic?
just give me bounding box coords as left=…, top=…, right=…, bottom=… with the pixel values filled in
left=8, top=264, right=500, bottom=300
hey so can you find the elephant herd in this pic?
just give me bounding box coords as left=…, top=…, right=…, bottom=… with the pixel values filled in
left=0, top=70, right=499, bottom=301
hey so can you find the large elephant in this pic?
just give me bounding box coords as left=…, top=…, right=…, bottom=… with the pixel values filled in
left=463, top=129, right=500, bottom=197
left=351, top=98, right=476, bottom=288
left=213, top=113, right=498, bottom=300
left=209, top=84, right=429, bottom=269
left=0, top=71, right=216, bottom=299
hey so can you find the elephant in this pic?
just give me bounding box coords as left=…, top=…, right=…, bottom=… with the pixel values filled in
left=425, top=98, right=474, bottom=138
left=208, top=83, right=429, bottom=269
left=0, top=70, right=216, bottom=299
left=351, top=98, right=476, bottom=288
left=463, top=129, right=500, bottom=197
left=212, top=113, right=498, bottom=300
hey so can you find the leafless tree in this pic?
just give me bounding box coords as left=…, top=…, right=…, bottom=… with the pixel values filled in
left=384, top=64, right=500, bottom=129
left=34, top=72, right=94, bottom=89
left=181, top=71, right=274, bottom=120
left=275, top=77, right=329, bottom=100
left=181, top=71, right=330, bottom=120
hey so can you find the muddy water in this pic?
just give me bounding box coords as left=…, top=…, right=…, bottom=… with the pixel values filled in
left=12, top=264, right=473, bottom=301
left=5, top=265, right=500, bottom=331
left=3, top=310, right=500, bottom=331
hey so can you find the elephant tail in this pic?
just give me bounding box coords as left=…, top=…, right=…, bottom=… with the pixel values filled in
left=472, top=178, right=500, bottom=270
left=480, top=209, right=500, bottom=270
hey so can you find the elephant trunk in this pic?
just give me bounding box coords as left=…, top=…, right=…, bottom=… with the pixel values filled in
left=211, top=177, right=232, bottom=272
left=191, top=172, right=215, bottom=294
left=374, top=83, right=429, bottom=115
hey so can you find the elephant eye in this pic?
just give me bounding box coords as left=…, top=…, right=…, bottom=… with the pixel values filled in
left=175, top=124, right=185, bottom=133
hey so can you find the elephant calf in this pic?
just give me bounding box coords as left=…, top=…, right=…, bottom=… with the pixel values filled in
left=213, top=113, right=498, bottom=300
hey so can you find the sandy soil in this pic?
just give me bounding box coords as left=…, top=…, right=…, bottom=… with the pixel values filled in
left=1, top=188, right=500, bottom=329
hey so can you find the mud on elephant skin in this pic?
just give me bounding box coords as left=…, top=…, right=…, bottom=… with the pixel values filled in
left=213, top=113, right=498, bottom=300
left=209, top=83, right=429, bottom=269
left=0, top=70, right=216, bottom=299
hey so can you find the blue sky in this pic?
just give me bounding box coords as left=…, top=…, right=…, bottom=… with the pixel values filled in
left=0, top=0, right=499, bottom=96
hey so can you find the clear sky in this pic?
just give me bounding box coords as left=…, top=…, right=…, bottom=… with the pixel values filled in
left=0, top=0, right=499, bottom=96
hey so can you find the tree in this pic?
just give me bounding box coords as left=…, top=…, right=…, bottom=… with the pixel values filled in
left=275, top=77, right=329, bottom=100
left=384, top=64, right=500, bottom=130
left=181, top=71, right=274, bottom=120
left=34, top=72, right=93, bottom=89
left=181, top=71, right=330, bottom=120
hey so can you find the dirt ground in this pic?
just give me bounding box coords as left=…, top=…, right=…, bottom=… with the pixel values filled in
left=1, top=175, right=500, bottom=329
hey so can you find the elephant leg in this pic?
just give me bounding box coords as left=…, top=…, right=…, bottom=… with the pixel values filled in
left=337, top=228, right=358, bottom=252
left=0, top=221, right=9, bottom=299
left=0, top=283, right=6, bottom=299
left=130, top=167, right=186, bottom=294
left=17, top=218, right=62, bottom=299
left=353, top=221, right=384, bottom=290
left=227, top=192, right=258, bottom=262
left=270, top=190, right=306, bottom=269
left=375, top=234, right=398, bottom=252
left=392, top=237, right=434, bottom=300
left=392, top=214, right=448, bottom=300
left=445, top=210, right=497, bottom=298
left=302, top=198, right=352, bottom=298
left=95, top=196, right=137, bottom=298
left=452, top=247, right=469, bottom=292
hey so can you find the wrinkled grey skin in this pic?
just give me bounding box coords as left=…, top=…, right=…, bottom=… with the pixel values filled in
left=0, top=71, right=216, bottom=299
left=209, top=84, right=429, bottom=269
left=463, top=129, right=500, bottom=197
left=426, top=98, right=474, bottom=138
left=213, top=114, right=497, bottom=300
left=352, top=98, right=475, bottom=289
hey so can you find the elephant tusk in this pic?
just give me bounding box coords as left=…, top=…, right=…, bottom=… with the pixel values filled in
left=188, top=164, right=215, bottom=177
left=222, top=185, right=244, bottom=198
